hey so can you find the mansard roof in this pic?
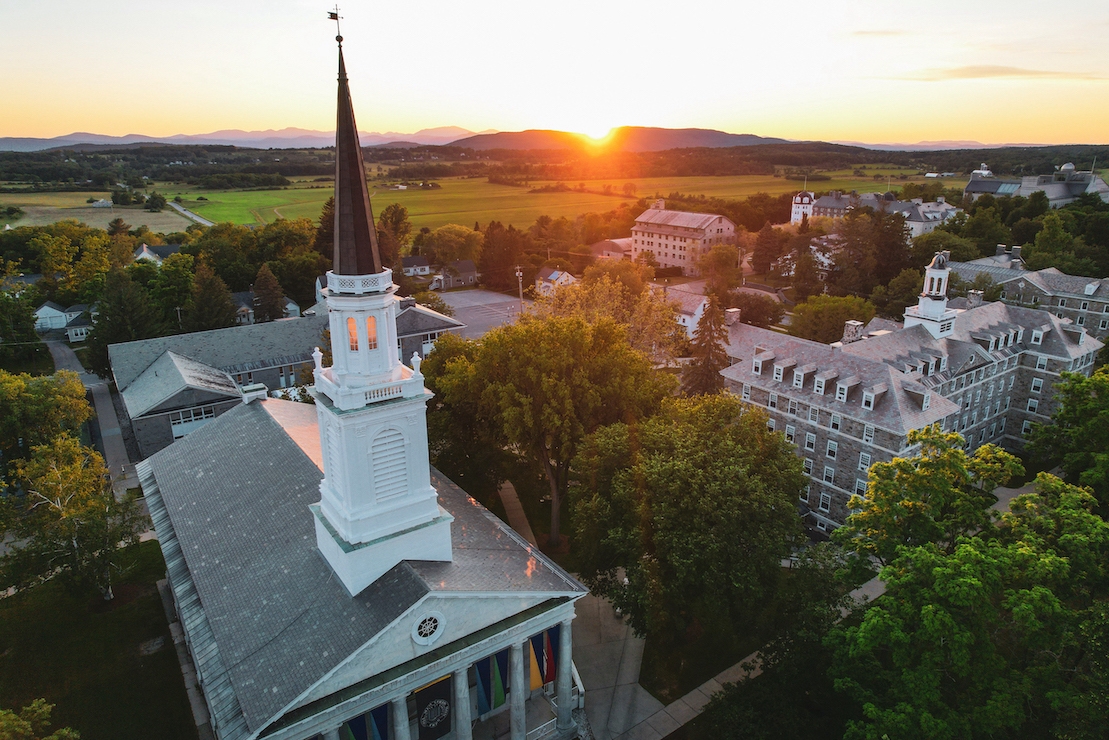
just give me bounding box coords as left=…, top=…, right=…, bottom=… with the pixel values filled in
left=140, top=399, right=584, bottom=736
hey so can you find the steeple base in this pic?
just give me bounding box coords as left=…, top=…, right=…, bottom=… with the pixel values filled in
left=312, top=503, right=454, bottom=596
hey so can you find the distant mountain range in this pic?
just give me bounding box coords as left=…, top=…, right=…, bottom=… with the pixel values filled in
left=0, top=126, right=1061, bottom=154
left=450, top=127, right=788, bottom=152
left=0, top=126, right=491, bottom=152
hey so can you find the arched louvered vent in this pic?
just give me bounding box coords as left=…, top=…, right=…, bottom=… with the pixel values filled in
left=372, top=429, right=407, bottom=500
left=326, top=425, right=342, bottom=490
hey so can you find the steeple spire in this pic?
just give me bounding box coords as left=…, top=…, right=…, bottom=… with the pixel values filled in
left=333, top=32, right=383, bottom=276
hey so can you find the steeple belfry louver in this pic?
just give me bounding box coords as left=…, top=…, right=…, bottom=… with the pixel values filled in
left=333, top=38, right=383, bottom=276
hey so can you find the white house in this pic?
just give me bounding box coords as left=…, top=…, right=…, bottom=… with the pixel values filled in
left=401, top=255, right=431, bottom=277
left=790, top=190, right=816, bottom=224
left=535, top=267, right=578, bottom=297
left=33, top=301, right=68, bottom=330
left=132, top=243, right=182, bottom=266
left=655, top=282, right=709, bottom=338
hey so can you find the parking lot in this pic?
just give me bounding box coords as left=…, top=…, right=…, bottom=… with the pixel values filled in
left=439, top=289, right=532, bottom=339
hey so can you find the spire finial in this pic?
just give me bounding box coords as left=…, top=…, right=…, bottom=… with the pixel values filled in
left=329, top=6, right=342, bottom=43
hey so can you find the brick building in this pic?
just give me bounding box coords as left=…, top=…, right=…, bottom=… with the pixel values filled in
left=628, top=200, right=735, bottom=276
left=721, top=252, right=1102, bottom=532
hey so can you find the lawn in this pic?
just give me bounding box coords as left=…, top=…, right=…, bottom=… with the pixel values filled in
left=0, top=191, right=193, bottom=232
left=0, top=343, right=55, bottom=375
left=0, top=541, right=197, bottom=740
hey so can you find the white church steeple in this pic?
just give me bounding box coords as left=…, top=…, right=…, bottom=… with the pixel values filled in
left=311, top=35, right=452, bottom=596
left=903, top=251, right=957, bottom=339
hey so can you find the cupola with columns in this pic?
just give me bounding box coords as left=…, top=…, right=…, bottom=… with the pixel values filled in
left=311, top=34, right=452, bottom=596
left=904, top=250, right=958, bottom=338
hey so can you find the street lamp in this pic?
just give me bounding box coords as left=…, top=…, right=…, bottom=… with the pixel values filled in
left=515, top=266, right=524, bottom=315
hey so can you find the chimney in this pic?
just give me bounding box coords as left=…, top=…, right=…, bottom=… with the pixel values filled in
left=842, top=319, right=865, bottom=344
left=724, top=308, right=741, bottom=326
left=937, top=195, right=945, bottom=204
left=652, top=198, right=665, bottom=210
left=241, top=383, right=269, bottom=404
left=966, top=290, right=984, bottom=309
left=995, top=244, right=1006, bottom=257
left=1011, top=245, right=1022, bottom=262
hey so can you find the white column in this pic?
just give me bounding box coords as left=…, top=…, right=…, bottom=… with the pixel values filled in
left=453, top=668, right=472, bottom=740
left=510, top=641, right=526, bottom=740
left=556, top=620, right=574, bottom=732
left=392, top=696, right=411, bottom=740
left=322, top=728, right=341, bottom=740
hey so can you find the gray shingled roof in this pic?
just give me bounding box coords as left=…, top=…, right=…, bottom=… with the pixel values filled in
left=396, top=302, right=466, bottom=337
left=635, top=208, right=729, bottom=230
left=121, top=351, right=240, bottom=419
left=948, top=261, right=1026, bottom=285
left=142, top=399, right=584, bottom=736
left=109, top=312, right=329, bottom=391
left=1021, top=268, right=1109, bottom=300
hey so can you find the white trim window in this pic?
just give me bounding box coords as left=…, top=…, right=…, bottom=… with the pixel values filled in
left=1022, top=419, right=1033, bottom=435
left=808, top=407, right=820, bottom=423
left=864, top=424, right=875, bottom=444
left=753, top=358, right=763, bottom=375
left=773, top=365, right=784, bottom=382
left=788, top=399, right=799, bottom=415
left=767, top=418, right=776, bottom=431
left=814, top=378, right=826, bottom=395
left=830, top=414, right=842, bottom=431
left=855, top=478, right=868, bottom=497
left=785, top=425, right=796, bottom=443
left=835, top=384, right=848, bottom=402
left=793, top=370, right=804, bottom=388
left=1027, top=399, right=1039, bottom=413
left=826, top=440, right=838, bottom=459
left=741, top=383, right=751, bottom=400
left=768, top=392, right=778, bottom=410
left=805, top=432, right=816, bottom=451
left=1031, top=330, right=1043, bottom=345
left=1031, top=378, right=1043, bottom=394
left=803, top=458, right=814, bottom=475
left=862, top=392, right=875, bottom=410
left=823, top=466, right=835, bottom=484
left=819, top=492, right=832, bottom=512
left=858, top=452, right=871, bottom=471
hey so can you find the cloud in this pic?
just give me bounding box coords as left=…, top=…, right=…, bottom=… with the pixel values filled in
left=851, top=29, right=908, bottom=37
left=901, top=65, right=1105, bottom=81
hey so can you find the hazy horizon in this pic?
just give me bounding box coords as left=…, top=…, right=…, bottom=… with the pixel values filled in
left=4, top=0, right=1108, bottom=145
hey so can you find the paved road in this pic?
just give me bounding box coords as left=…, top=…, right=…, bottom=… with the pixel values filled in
left=439, top=289, right=531, bottom=339
left=45, top=341, right=136, bottom=492
left=168, top=201, right=215, bottom=227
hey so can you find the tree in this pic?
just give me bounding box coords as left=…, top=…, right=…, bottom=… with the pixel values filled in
left=106, top=217, right=131, bottom=237
left=582, top=259, right=653, bottom=294
left=788, top=295, right=875, bottom=344
left=731, top=292, right=785, bottom=329
left=86, top=268, right=162, bottom=377
left=0, top=370, right=90, bottom=477
left=0, top=434, right=148, bottom=599
left=252, top=263, right=285, bottom=322
left=442, top=316, right=671, bottom=543
left=376, top=203, right=411, bottom=269
left=0, top=291, right=39, bottom=366
left=148, top=252, right=194, bottom=330
left=959, top=205, right=1011, bottom=256
left=571, top=395, right=805, bottom=637
left=183, top=261, right=237, bottom=333
left=622, top=182, right=637, bottom=197
left=425, top=223, right=483, bottom=265
left=531, top=275, right=684, bottom=364
left=791, top=246, right=823, bottom=302
left=834, top=426, right=1022, bottom=565
left=682, top=297, right=728, bottom=395
left=412, top=290, right=454, bottom=318
left=479, top=221, right=528, bottom=292
left=698, top=243, right=743, bottom=302
left=751, top=223, right=781, bottom=274
left=313, top=196, right=335, bottom=269
left=144, top=191, right=167, bottom=212
left=909, top=231, right=978, bottom=268
left=0, top=699, right=79, bottom=740
left=868, top=268, right=922, bottom=319
left=1024, top=211, right=1078, bottom=271
left=1029, top=367, right=1109, bottom=510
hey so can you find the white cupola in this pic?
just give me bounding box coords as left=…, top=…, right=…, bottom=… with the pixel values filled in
left=310, top=38, right=452, bottom=596
left=903, top=251, right=957, bottom=339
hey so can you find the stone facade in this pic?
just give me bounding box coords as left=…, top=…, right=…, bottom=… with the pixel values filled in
left=628, top=199, right=735, bottom=276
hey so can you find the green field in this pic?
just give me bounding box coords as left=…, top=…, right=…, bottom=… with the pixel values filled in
left=1, top=169, right=965, bottom=234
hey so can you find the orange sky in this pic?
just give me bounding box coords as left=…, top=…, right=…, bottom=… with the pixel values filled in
left=3, top=0, right=1107, bottom=145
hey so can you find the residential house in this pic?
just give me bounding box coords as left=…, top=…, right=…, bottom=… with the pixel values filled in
left=430, top=259, right=478, bottom=290
left=629, top=200, right=735, bottom=276
left=33, top=301, right=67, bottom=330
left=535, top=267, right=578, bottom=297
left=655, top=282, right=709, bottom=338
left=722, top=252, right=1102, bottom=533
left=589, top=238, right=632, bottom=261
left=139, top=43, right=587, bottom=740
left=230, top=290, right=301, bottom=325
left=800, top=190, right=960, bottom=237
left=395, top=296, right=466, bottom=361
left=132, top=243, right=182, bottom=266
left=400, top=255, right=431, bottom=277
left=791, top=190, right=816, bottom=224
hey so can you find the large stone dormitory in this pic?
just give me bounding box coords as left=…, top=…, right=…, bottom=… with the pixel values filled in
left=722, top=252, right=1102, bottom=532
left=139, top=34, right=586, bottom=740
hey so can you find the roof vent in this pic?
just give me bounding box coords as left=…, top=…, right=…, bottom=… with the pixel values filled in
left=241, top=383, right=269, bottom=404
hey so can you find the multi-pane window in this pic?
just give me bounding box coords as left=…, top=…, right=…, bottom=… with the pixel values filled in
left=1035, top=355, right=1046, bottom=371
left=864, top=424, right=875, bottom=444
left=855, top=478, right=868, bottom=497
left=814, top=379, right=825, bottom=395
left=1022, top=420, right=1033, bottom=434
left=768, top=393, right=778, bottom=409
left=773, top=366, right=784, bottom=382
left=858, top=452, right=871, bottom=471
left=753, top=359, right=762, bottom=375
left=787, top=399, right=799, bottom=415
left=836, top=384, right=848, bottom=402
left=808, top=407, right=820, bottom=423
left=803, top=458, right=813, bottom=475
left=830, top=414, right=841, bottom=431
left=819, top=492, right=832, bottom=511
left=1031, top=378, right=1043, bottom=394
left=767, top=418, right=776, bottom=431
left=805, top=433, right=816, bottom=451
left=826, top=440, right=838, bottom=459
left=785, top=425, right=796, bottom=443
left=1008, top=375, right=1015, bottom=390
left=793, top=370, right=804, bottom=388
left=1027, top=399, right=1039, bottom=413
left=862, top=392, right=875, bottom=410
left=823, top=466, right=835, bottom=484
left=742, top=383, right=751, bottom=400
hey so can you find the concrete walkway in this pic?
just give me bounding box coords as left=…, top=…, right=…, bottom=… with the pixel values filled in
left=45, top=340, right=137, bottom=493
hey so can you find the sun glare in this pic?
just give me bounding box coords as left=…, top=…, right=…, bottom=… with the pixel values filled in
left=582, top=126, right=615, bottom=144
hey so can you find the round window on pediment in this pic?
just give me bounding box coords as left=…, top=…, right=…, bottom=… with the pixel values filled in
left=412, top=611, right=445, bottom=646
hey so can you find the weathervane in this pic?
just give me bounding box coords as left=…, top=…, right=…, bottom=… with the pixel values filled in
left=329, top=5, right=343, bottom=43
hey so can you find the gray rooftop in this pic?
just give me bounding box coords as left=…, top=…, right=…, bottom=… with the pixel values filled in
left=141, top=399, right=584, bottom=736
left=396, top=300, right=466, bottom=337
left=109, top=312, right=330, bottom=391
left=634, top=208, right=730, bottom=231
left=121, top=351, right=240, bottom=419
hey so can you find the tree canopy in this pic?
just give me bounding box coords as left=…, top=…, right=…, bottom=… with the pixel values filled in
left=788, top=294, right=876, bottom=344
left=681, top=297, right=728, bottom=396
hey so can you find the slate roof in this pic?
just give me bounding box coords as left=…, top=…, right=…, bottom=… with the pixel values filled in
left=447, top=259, right=477, bottom=274
left=589, top=238, right=632, bottom=257
left=634, top=208, right=728, bottom=231
left=666, top=289, right=708, bottom=317
left=948, top=261, right=1026, bottom=285
left=122, top=351, right=241, bottom=419
left=109, top=312, right=329, bottom=391
left=396, top=301, right=465, bottom=337
left=401, top=255, right=429, bottom=268
left=721, top=325, right=958, bottom=434
left=141, top=399, right=584, bottom=737
left=35, top=300, right=65, bottom=314
left=1021, top=268, right=1109, bottom=300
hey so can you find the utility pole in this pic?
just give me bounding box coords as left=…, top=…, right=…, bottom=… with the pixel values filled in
left=515, top=266, right=524, bottom=316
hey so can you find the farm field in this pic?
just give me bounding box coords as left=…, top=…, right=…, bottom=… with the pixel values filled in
left=1, top=170, right=966, bottom=233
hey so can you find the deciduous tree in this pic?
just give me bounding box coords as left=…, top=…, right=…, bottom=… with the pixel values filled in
left=86, top=268, right=162, bottom=377
left=788, top=294, right=875, bottom=344
left=183, top=261, right=237, bottom=333
left=0, top=699, right=79, bottom=740
left=0, top=370, right=90, bottom=476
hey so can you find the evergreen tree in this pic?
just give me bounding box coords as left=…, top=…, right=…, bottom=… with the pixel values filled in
left=792, top=245, right=823, bottom=301
left=312, top=196, right=335, bottom=269
left=682, top=298, right=729, bottom=396
left=183, top=261, right=236, bottom=333
left=751, top=222, right=780, bottom=274
left=253, top=263, right=286, bottom=323
left=86, top=268, right=162, bottom=377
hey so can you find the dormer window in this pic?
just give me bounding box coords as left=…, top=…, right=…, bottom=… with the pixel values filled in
left=793, top=370, right=804, bottom=388
left=773, top=366, right=784, bottom=382
left=836, top=384, right=848, bottom=402
left=752, top=359, right=762, bottom=375
left=862, top=392, right=875, bottom=410
left=988, top=338, right=996, bottom=352
left=814, top=379, right=825, bottom=395
left=927, top=360, right=935, bottom=376
left=1031, top=330, right=1043, bottom=345
left=922, top=393, right=931, bottom=410
left=939, top=357, right=948, bottom=371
